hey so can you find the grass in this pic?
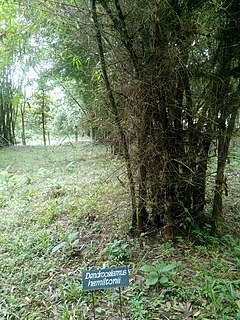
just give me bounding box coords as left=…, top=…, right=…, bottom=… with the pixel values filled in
left=0, top=142, right=239, bottom=319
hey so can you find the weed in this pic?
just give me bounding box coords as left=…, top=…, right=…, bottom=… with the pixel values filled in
left=52, top=231, right=83, bottom=256
left=192, top=223, right=219, bottom=245
left=140, top=262, right=176, bottom=287
left=128, top=289, right=148, bottom=320
left=101, top=239, right=132, bottom=264
left=202, top=276, right=239, bottom=318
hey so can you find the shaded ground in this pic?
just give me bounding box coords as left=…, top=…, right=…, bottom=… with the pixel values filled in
left=0, top=142, right=239, bottom=319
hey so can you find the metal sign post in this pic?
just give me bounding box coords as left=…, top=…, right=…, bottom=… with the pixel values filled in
left=119, top=287, right=123, bottom=320
left=91, top=291, right=96, bottom=320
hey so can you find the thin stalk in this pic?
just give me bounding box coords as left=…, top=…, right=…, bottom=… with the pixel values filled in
left=91, top=0, right=137, bottom=228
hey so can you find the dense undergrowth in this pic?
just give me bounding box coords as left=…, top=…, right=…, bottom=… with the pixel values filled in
left=0, top=142, right=239, bottom=319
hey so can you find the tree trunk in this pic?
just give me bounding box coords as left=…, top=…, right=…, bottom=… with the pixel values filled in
left=41, top=90, right=47, bottom=146
left=211, top=0, right=240, bottom=229
left=212, top=105, right=239, bottom=227
left=192, top=136, right=211, bottom=220
left=21, top=103, right=26, bottom=146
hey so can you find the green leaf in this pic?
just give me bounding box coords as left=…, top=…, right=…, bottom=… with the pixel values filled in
left=51, top=241, right=68, bottom=254
left=158, top=263, right=176, bottom=273
left=159, top=275, right=169, bottom=284
left=146, top=271, right=159, bottom=286
left=12, top=93, right=22, bottom=107
left=140, top=264, right=156, bottom=273
left=154, top=263, right=164, bottom=273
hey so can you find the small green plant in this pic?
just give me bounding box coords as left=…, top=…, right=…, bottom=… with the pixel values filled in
left=128, top=286, right=149, bottom=320
left=0, top=166, right=14, bottom=182
left=51, top=232, right=83, bottom=256
left=140, top=262, right=176, bottom=286
left=102, top=239, right=132, bottom=263
left=192, top=223, right=219, bottom=245
left=202, top=277, right=239, bottom=318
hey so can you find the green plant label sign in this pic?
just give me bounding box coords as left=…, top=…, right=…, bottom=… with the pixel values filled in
left=82, top=266, right=129, bottom=291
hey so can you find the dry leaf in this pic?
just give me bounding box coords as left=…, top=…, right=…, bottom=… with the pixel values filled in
left=235, top=300, right=240, bottom=308
left=25, top=296, right=31, bottom=303
left=193, top=310, right=201, bottom=317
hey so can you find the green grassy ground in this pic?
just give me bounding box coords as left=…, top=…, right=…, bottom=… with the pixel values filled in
left=0, top=142, right=239, bottom=319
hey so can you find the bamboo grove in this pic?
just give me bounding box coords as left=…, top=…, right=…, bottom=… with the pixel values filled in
left=0, top=0, right=239, bottom=238
left=91, top=0, right=240, bottom=237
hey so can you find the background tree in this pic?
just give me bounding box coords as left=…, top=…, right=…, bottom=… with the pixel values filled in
left=25, top=0, right=111, bottom=141
left=31, top=78, right=52, bottom=145
left=0, top=2, right=19, bottom=146
left=0, top=66, right=17, bottom=146
left=0, top=0, right=49, bottom=146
